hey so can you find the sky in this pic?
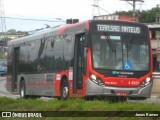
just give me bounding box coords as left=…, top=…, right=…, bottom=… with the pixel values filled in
left=3, top=0, right=160, bottom=31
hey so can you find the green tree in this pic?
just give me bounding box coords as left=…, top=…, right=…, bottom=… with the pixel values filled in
left=115, top=10, right=133, bottom=16
left=115, top=5, right=160, bottom=23
left=7, top=29, right=16, bottom=34
left=138, top=5, right=160, bottom=23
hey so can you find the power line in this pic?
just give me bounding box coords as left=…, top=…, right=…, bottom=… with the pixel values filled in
left=92, top=5, right=110, bottom=14
left=5, top=16, right=65, bottom=22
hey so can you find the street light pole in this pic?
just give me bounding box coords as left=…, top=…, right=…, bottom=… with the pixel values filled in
left=92, top=5, right=110, bottom=14
left=133, top=0, right=136, bottom=21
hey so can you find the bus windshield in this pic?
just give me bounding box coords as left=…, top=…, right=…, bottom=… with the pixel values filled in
left=91, top=34, right=149, bottom=71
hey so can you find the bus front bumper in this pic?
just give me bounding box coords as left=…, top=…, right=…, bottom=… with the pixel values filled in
left=86, top=79, right=153, bottom=98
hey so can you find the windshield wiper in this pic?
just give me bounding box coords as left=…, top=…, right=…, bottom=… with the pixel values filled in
left=106, top=35, right=116, bottom=52
left=128, top=37, right=134, bottom=51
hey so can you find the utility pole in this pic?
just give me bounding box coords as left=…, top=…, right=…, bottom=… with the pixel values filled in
left=0, top=0, right=7, bottom=58
left=120, top=0, right=144, bottom=22
left=92, top=0, right=101, bottom=17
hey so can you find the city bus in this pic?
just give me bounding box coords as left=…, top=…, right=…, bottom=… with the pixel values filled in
left=6, top=20, right=153, bottom=100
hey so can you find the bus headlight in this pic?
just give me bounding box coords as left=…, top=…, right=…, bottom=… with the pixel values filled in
left=140, top=77, right=151, bottom=87
left=90, top=74, right=104, bottom=86
left=90, top=74, right=96, bottom=81
left=146, top=77, right=151, bottom=83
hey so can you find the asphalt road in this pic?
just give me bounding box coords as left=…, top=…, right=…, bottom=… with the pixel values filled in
left=0, top=77, right=160, bottom=103
left=0, top=77, right=19, bottom=99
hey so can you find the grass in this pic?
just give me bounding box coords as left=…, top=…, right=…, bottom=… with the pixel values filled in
left=1, top=97, right=160, bottom=111
left=0, top=97, right=160, bottom=120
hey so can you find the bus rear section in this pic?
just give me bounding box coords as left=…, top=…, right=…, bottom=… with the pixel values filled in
left=84, top=20, right=153, bottom=99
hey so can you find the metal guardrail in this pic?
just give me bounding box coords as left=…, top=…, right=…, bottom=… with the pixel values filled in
left=153, top=72, right=160, bottom=78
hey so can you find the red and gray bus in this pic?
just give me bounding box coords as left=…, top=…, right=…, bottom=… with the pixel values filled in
left=6, top=20, right=153, bottom=100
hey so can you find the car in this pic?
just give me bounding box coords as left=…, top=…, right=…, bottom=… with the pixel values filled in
left=0, top=60, right=7, bottom=76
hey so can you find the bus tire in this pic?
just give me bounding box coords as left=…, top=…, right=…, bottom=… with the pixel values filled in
left=20, top=80, right=27, bottom=99
left=60, top=79, right=69, bottom=100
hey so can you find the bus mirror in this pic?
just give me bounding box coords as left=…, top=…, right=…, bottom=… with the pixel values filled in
left=84, top=34, right=91, bottom=47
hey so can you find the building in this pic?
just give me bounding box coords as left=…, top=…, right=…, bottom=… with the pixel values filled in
left=0, top=31, right=28, bottom=40
left=0, top=31, right=28, bottom=47
left=148, top=24, right=160, bottom=72
left=93, top=14, right=139, bottom=22
left=155, top=14, right=160, bottom=24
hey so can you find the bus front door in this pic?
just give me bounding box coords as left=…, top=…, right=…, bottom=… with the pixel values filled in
left=73, top=34, right=85, bottom=94
left=12, top=47, right=19, bottom=92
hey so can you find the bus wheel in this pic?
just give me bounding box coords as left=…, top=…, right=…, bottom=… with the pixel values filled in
left=60, top=80, right=69, bottom=100
left=20, top=80, right=27, bottom=98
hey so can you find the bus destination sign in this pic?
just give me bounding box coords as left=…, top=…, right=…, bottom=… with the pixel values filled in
left=97, top=24, right=141, bottom=34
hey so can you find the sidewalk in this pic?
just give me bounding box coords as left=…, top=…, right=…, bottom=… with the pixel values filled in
left=150, top=94, right=160, bottom=99
left=151, top=77, right=160, bottom=96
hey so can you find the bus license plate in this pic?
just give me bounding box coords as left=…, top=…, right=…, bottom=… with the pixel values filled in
left=115, top=92, right=127, bottom=96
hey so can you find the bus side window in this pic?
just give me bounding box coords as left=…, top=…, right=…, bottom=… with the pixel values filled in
left=45, top=36, right=55, bottom=71
left=37, top=38, right=47, bottom=71
left=19, top=44, right=29, bottom=72
left=8, top=47, right=13, bottom=79
left=28, top=41, right=37, bottom=72
left=54, top=35, right=64, bottom=71
left=64, top=34, right=74, bottom=69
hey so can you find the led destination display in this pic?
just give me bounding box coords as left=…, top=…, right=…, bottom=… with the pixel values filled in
left=97, top=24, right=141, bottom=34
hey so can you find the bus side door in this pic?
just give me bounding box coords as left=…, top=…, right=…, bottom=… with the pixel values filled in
left=12, top=47, right=20, bottom=92
left=73, top=33, right=86, bottom=93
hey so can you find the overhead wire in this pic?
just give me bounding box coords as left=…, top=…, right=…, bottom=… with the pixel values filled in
left=4, top=17, right=64, bottom=22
